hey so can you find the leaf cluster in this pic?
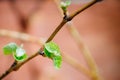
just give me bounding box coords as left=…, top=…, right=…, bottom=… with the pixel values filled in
left=3, top=43, right=27, bottom=61
left=44, top=42, right=62, bottom=69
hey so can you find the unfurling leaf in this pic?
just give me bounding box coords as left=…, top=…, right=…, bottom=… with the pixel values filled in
left=44, top=41, right=61, bottom=58
left=13, top=48, right=27, bottom=61
left=3, top=42, right=17, bottom=55
left=61, top=0, right=71, bottom=11
left=3, top=42, right=27, bottom=62
left=53, top=56, right=62, bottom=69
left=44, top=41, right=62, bottom=69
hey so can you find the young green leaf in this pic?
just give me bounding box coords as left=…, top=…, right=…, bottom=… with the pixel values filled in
left=3, top=42, right=18, bottom=55
left=44, top=41, right=62, bottom=69
left=53, top=56, right=62, bottom=69
left=61, top=0, right=71, bottom=11
left=65, top=0, right=71, bottom=6
left=44, top=41, right=61, bottom=58
left=3, top=42, right=28, bottom=62
left=13, top=48, right=27, bottom=61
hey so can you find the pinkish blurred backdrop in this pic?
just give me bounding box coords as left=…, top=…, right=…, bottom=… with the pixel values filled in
left=0, top=0, right=120, bottom=80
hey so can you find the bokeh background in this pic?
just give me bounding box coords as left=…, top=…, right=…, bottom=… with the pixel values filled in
left=0, top=0, right=120, bottom=80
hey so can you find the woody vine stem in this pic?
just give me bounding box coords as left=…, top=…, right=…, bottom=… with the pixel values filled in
left=0, top=0, right=102, bottom=80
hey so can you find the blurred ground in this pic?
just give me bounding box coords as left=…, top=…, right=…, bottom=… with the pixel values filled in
left=0, top=0, right=120, bottom=80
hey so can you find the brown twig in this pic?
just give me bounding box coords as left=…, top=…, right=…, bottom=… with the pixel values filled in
left=54, top=0, right=102, bottom=80
left=0, top=0, right=98, bottom=79
left=0, top=30, right=94, bottom=79
left=69, top=0, right=98, bottom=20
left=0, top=29, right=91, bottom=77
left=0, top=29, right=46, bottom=45
left=66, top=23, right=102, bottom=80
left=46, top=19, right=67, bottom=43
left=62, top=53, right=92, bottom=78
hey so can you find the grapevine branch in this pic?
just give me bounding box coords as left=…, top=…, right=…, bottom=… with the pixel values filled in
left=0, top=0, right=99, bottom=79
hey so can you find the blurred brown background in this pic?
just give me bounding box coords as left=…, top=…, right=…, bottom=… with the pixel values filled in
left=0, top=0, right=120, bottom=80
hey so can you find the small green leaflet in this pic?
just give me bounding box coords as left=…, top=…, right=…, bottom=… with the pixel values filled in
left=13, top=48, right=27, bottom=61
left=44, top=42, right=61, bottom=58
left=61, top=0, right=71, bottom=11
left=3, top=42, right=17, bottom=55
left=53, top=56, right=62, bottom=69
left=44, top=41, right=62, bottom=69
left=3, top=42, right=27, bottom=61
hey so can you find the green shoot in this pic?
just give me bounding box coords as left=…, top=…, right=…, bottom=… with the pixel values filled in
left=44, top=41, right=62, bottom=69
left=3, top=42, right=27, bottom=61
left=60, top=0, right=71, bottom=12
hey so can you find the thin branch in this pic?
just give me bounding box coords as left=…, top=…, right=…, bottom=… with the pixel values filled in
left=0, top=50, right=40, bottom=79
left=69, top=0, right=98, bottom=20
left=54, top=0, right=102, bottom=80
left=46, top=0, right=98, bottom=42
left=0, top=29, right=46, bottom=45
left=66, top=23, right=102, bottom=80
left=0, top=29, right=92, bottom=77
left=0, top=0, right=98, bottom=79
left=0, top=29, right=92, bottom=79
left=46, top=19, right=67, bottom=43
left=62, top=53, right=92, bottom=78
